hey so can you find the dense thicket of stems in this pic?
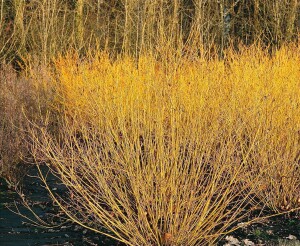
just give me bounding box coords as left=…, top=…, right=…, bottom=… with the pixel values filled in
left=0, top=61, right=54, bottom=183
left=0, top=0, right=299, bottom=64
left=26, top=47, right=300, bottom=245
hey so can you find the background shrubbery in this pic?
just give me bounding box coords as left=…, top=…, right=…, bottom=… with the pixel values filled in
left=0, top=64, right=32, bottom=184
left=0, top=61, right=54, bottom=184
left=0, top=0, right=299, bottom=64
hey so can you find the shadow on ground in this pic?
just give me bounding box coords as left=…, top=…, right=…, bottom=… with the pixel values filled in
left=0, top=165, right=120, bottom=246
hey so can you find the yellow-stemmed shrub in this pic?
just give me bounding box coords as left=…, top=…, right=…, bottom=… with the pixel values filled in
left=30, top=44, right=300, bottom=245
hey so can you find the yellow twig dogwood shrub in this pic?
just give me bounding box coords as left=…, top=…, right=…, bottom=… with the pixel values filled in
left=29, top=44, right=300, bottom=245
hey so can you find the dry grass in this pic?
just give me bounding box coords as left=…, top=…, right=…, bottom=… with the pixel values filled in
left=27, top=44, right=300, bottom=245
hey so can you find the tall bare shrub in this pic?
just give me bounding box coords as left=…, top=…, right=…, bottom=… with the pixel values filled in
left=0, top=65, right=32, bottom=184
left=0, top=59, right=55, bottom=183
left=1, top=0, right=300, bottom=63
left=28, top=52, right=278, bottom=245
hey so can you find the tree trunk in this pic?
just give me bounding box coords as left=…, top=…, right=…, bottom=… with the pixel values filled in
left=285, top=0, right=298, bottom=41
left=76, top=0, right=84, bottom=49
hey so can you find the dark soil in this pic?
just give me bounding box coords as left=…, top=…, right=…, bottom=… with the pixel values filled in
left=0, top=166, right=120, bottom=246
left=222, top=213, right=300, bottom=245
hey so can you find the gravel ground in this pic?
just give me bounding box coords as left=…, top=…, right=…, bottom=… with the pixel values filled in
left=220, top=213, right=300, bottom=246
